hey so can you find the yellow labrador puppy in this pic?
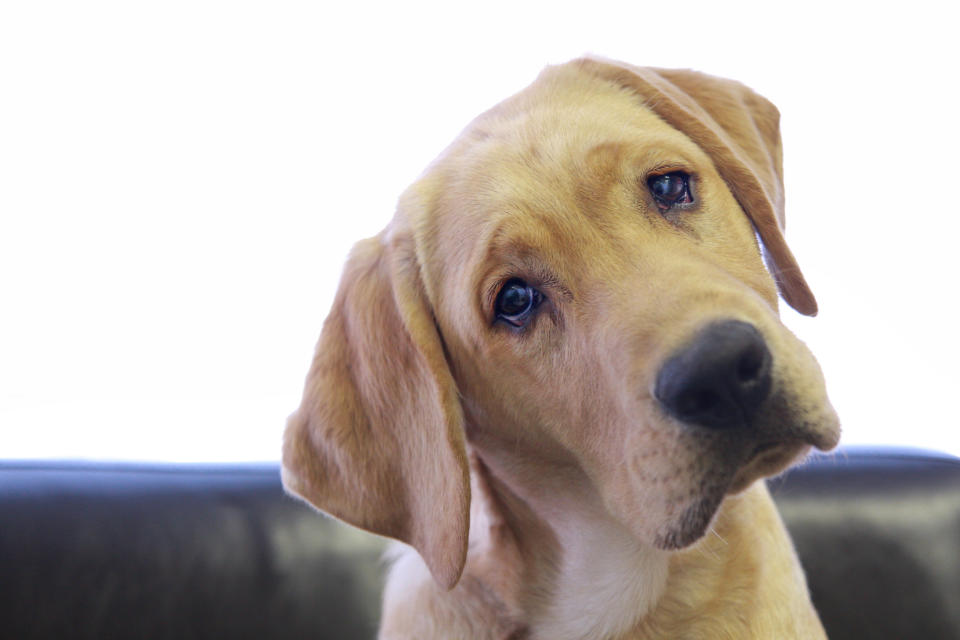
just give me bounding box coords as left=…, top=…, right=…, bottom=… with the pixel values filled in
left=283, top=57, right=840, bottom=639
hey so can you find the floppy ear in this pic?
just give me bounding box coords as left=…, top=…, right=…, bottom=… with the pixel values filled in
left=574, top=57, right=818, bottom=316
left=282, top=225, right=470, bottom=589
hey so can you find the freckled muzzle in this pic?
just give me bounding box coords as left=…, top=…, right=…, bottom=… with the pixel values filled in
left=654, top=320, right=773, bottom=431
left=643, top=317, right=839, bottom=550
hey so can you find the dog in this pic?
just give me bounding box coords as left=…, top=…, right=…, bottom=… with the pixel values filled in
left=282, top=57, right=841, bottom=639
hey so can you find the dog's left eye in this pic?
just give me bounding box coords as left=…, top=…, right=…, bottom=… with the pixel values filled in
left=648, top=172, right=693, bottom=211
left=494, top=279, right=543, bottom=327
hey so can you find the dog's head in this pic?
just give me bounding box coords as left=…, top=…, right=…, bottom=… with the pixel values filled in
left=282, top=58, right=840, bottom=589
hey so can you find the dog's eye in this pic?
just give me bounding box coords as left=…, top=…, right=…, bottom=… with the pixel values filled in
left=494, top=279, right=543, bottom=327
left=648, top=172, right=693, bottom=211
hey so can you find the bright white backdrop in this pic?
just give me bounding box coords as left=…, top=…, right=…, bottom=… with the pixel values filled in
left=2, top=1, right=958, bottom=461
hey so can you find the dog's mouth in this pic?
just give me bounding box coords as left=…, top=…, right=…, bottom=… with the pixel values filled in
left=729, top=441, right=809, bottom=493
left=650, top=440, right=813, bottom=551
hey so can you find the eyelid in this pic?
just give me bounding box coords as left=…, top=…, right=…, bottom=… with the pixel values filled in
left=484, top=268, right=568, bottom=309
left=484, top=276, right=513, bottom=318
left=644, top=163, right=693, bottom=180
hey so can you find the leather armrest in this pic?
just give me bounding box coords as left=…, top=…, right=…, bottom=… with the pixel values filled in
left=771, top=448, right=960, bottom=640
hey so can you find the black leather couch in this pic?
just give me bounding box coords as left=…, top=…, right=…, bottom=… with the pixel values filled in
left=2, top=448, right=958, bottom=639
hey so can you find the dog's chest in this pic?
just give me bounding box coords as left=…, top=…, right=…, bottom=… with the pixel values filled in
left=529, top=518, right=671, bottom=640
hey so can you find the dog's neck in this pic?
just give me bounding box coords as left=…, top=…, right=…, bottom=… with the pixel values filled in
left=467, top=449, right=671, bottom=640
left=464, top=448, right=827, bottom=640
left=381, top=447, right=825, bottom=640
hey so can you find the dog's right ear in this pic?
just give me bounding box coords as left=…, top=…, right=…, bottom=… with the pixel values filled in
left=282, top=225, right=470, bottom=590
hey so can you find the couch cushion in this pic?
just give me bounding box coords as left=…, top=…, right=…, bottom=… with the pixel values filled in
left=0, top=462, right=386, bottom=640
left=770, top=448, right=960, bottom=640
left=2, top=448, right=958, bottom=639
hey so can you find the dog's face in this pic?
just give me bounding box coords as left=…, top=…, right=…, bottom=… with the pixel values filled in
left=412, top=68, right=840, bottom=550
left=283, top=59, right=840, bottom=588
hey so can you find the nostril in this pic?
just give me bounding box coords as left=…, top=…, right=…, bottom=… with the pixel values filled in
left=736, top=345, right=765, bottom=383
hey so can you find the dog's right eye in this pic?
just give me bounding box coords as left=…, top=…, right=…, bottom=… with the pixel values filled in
left=647, top=171, right=693, bottom=211
left=494, top=279, right=543, bottom=327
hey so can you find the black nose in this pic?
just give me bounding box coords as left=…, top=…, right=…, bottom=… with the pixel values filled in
left=654, top=320, right=772, bottom=430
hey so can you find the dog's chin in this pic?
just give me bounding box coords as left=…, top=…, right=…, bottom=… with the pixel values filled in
left=652, top=490, right=727, bottom=551
left=651, top=442, right=812, bottom=551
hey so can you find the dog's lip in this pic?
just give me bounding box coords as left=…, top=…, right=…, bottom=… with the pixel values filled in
left=808, top=422, right=842, bottom=451
left=651, top=441, right=801, bottom=550
left=750, top=441, right=781, bottom=457
left=728, top=441, right=808, bottom=493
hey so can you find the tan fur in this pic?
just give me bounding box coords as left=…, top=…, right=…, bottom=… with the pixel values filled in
left=283, top=57, right=840, bottom=639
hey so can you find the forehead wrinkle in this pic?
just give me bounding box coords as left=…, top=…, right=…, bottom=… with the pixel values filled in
left=574, top=136, right=705, bottom=214
left=474, top=146, right=647, bottom=280
left=482, top=206, right=593, bottom=290
left=576, top=141, right=627, bottom=218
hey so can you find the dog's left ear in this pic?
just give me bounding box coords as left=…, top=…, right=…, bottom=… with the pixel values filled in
left=574, top=57, right=818, bottom=316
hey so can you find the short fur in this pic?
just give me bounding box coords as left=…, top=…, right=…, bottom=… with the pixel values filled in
left=283, top=57, right=840, bottom=639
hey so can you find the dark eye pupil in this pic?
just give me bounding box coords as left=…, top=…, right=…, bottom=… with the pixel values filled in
left=498, top=282, right=532, bottom=316
left=648, top=172, right=691, bottom=209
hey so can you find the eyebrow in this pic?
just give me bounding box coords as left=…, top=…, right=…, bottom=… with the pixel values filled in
left=481, top=216, right=576, bottom=294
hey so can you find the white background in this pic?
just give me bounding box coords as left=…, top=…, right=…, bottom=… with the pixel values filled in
left=2, top=1, right=958, bottom=461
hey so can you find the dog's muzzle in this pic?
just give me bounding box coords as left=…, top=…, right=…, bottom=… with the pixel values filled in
left=654, top=320, right=772, bottom=430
